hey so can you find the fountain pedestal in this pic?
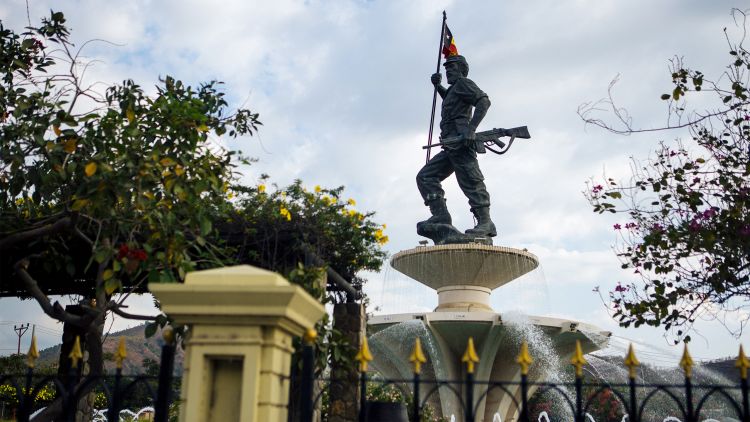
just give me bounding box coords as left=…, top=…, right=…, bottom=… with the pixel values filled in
left=369, top=244, right=611, bottom=422
left=435, top=285, right=492, bottom=311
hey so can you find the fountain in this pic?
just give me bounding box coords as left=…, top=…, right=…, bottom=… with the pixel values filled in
left=368, top=243, right=611, bottom=421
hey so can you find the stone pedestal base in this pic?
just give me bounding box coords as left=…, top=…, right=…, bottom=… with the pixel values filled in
left=417, top=222, right=493, bottom=245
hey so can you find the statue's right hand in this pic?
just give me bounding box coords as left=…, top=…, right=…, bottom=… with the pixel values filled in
left=431, top=73, right=442, bottom=86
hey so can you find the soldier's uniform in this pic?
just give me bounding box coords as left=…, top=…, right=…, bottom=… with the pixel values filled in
left=417, top=76, right=491, bottom=212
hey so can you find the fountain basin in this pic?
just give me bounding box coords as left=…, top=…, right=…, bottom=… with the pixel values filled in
left=391, top=245, right=538, bottom=292
left=368, top=312, right=611, bottom=422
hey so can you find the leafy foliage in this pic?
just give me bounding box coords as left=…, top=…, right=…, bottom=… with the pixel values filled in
left=1, top=11, right=259, bottom=299
left=0, top=13, right=389, bottom=420
left=582, top=10, right=750, bottom=341
left=228, top=180, right=387, bottom=285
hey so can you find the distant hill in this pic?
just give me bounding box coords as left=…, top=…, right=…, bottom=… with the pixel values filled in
left=37, top=324, right=184, bottom=376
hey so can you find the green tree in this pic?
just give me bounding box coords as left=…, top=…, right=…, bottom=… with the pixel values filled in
left=580, top=9, right=750, bottom=342
left=0, top=11, right=258, bottom=419
left=1, top=11, right=388, bottom=419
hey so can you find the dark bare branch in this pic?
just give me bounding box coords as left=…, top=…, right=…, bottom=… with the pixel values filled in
left=0, top=216, right=72, bottom=252
left=14, top=258, right=88, bottom=326
left=107, top=301, right=158, bottom=321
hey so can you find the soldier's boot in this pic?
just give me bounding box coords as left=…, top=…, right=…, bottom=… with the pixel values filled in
left=419, top=198, right=452, bottom=226
left=465, top=207, right=497, bottom=237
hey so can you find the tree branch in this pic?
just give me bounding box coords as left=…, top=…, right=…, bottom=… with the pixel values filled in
left=0, top=216, right=72, bottom=252
left=14, top=258, right=88, bottom=327
left=107, top=301, right=158, bottom=321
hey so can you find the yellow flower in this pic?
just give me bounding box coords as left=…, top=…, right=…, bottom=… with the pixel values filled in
left=374, top=228, right=388, bottom=245
left=314, top=185, right=322, bottom=193
left=280, top=206, right=291, bottom=221
left=347, top=198, right=356, bottom=206
left=159, top=157, right=175, bottom=167
left=258, top=184, right=266, bottom=193
left=322, top=196, right=333, bottom=206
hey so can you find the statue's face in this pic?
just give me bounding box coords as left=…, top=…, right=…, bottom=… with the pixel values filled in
left=445, top=62, right=461, bottom=85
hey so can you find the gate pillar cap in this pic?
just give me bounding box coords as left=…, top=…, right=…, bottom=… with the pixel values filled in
left=183, top=264, right=288, bottom=286
left=149, top=265, right=325, bottom=336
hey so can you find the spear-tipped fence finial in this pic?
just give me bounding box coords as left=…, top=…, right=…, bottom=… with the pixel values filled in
left=303, top=328, right=318, bottom=345
left=462, top=337, right=480, bottom=374
left=680, top=343, right=694, bottom=378
left=410, top=337, right=428, bottom=374
left=624, top=343, right=640, bottom=379
left=27, top=334, right=39, bottom=368
left=355, top=337, right=373, bottom=373
left=736, top=344, right=749, bottom=380
left=515, top=341, right=534, bottom=376
left=115, top=337, right=127, bottom=370
left=69, top=336, right=83, bottom=369
left=570, top=340, right=587, bottom=378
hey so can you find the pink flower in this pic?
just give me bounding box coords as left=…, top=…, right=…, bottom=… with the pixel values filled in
left=592, top=184, right=603, bottom=194
left=614, top=283, right=628, bottom=292
left=613, top=223, right=622, bottom=230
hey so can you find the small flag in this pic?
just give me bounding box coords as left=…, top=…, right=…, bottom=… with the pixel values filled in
left=442, top=25, right=458, bottom=59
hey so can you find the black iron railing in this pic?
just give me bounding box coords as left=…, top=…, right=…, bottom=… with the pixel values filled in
left=298, top=336, right=750, bottom=422
left=1, top=332, right=176, bottom=422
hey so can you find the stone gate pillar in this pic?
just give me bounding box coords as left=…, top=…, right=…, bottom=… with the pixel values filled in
left=150, top=265, right=325, bottom=422
left=329, top=303, right=366, bottom=422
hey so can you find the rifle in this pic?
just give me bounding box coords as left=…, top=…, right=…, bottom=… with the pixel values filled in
left=422, top=126, right=531, bottom=155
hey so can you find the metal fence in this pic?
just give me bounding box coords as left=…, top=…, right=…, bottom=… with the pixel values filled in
left=298, top=336, right=750, bottom=422
left=1, top=333, right=175, bottom=422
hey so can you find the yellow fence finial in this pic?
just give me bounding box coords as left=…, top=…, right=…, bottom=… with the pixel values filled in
left=736, top=345, right=749, bottom=380
left=570, top=340, right=587, bottom=378
left=27, top=334, right=39, bottom=368
left=303, top=328, right=318, bottom=345
left=462, top=337, right=480, bottom=374
left=410, top=338, right=428, bottom=375
left=355, top=336, right=373, bottom=373
left=516, top=341, right=533, bottom=376
left=115, top=337, right=127, bottom=370
left=69, top=336, right=84, bottom=369
left=624, top=343, right=640, bottom=379
left=162, top=326, right=175, bottom=345
left=680, top=343, right=694, bottom=379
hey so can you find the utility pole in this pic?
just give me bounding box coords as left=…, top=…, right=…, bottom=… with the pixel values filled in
left=14, top=323, right=29, bottom=354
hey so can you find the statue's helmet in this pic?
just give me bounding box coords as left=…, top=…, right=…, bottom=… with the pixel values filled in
left=443, top=54, right=469, bottom=76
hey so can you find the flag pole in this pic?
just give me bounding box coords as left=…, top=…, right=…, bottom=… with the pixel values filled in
left=425, top=11, right=447, bottom=164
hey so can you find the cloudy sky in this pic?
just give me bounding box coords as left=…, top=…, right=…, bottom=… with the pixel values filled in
left=1, top=0, right=748, bottom=364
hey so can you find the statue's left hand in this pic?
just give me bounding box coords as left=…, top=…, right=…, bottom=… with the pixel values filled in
left=462, top=128, right=476, bottom=148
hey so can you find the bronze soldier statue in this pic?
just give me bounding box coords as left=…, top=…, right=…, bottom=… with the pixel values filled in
left=417, top=54, right=496, bottom=239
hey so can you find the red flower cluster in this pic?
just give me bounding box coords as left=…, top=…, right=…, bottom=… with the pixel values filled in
left=117, top=244, right=147, bottom=261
